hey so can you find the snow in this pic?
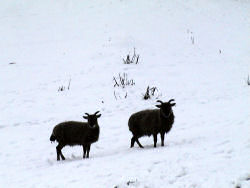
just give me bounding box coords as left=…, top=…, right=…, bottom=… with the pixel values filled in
left=0, top=0, right=249, bottom=187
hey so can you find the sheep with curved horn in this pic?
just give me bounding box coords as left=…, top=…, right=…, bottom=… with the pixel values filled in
left=94, top=111, right=100, bottom=115
left=50, top=111, right=101, bottom=161
left=168, top=99, right=175, bottom=103
left=128, top=99, right=176, bottom=148
left=156, top=100, right=164, bottom=104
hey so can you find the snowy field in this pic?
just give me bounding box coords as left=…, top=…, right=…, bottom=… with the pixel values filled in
left=0, top=0, right=250, bottom=187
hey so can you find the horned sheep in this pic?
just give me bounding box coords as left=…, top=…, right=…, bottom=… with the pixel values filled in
left=50, top=111, right=101, bottom=160
left=128, top=99, right=176, bottom=148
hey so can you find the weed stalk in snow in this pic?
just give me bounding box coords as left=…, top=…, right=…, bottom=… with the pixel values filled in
left=123, top=48, right=140, bottom=64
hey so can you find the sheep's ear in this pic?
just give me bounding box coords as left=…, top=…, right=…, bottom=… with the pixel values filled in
left=83, top=116, right=88, bottom=119
left=156, top=104, right=161, bottom=108
left=96, top=114, right=101, bottom=118
left=171, top=103, right=176, bottom=107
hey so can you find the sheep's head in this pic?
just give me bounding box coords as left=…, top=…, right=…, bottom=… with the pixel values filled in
left=156, top=99, right=176, bottom=117
left=83, top=111, right=101, bottom=127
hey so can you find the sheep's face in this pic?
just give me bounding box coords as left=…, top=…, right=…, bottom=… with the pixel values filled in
left=156, top=99, right=176, bottom=116
left=83, top=111, right=101, bottom=128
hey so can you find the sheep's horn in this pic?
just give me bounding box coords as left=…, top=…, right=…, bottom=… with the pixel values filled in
left=85, top=113, right=90, bottom=116
left=168, top=99, right=175, bottom=103
left=156, top=100, right=163, bottom=104
left=94, top=111, right=100, bottom=115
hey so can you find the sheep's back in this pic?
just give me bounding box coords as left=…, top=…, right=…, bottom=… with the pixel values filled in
left=53, top=121, right=88, bottom=145
left=128, top=109, right=161, bottom=136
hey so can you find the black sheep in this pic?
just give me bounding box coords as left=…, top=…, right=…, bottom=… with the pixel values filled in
left=128, top=99, right=175, bottom=148
left=50, top=111, right=101, bottom=160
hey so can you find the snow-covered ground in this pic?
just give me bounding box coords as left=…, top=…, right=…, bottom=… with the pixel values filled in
left=0, top=0, right=249, bottom=187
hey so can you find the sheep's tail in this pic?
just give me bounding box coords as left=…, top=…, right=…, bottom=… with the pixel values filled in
left=50, top=133, right=56, bottom=142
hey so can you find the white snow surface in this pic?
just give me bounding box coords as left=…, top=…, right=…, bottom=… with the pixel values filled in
left=0, top=0, right=250, bottom=187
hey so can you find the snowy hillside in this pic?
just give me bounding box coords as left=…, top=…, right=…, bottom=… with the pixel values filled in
left=0, top=0, right=249, bottom=187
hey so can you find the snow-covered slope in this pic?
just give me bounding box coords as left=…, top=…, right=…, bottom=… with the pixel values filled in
left=0, top=0, right=249, bottom=187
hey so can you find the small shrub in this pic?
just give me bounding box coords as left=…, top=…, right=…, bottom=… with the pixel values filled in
left=58, top=78, right=71, bottom=92
left=143, top=86, right=161, bottom=100
left=113, top=73, right=135, bottom=100
left=113, top=73, right=135, bottom=88
left=123, top=48, right=140, bottom=64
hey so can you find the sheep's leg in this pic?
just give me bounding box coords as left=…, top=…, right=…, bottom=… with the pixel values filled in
left=160, top=132, right=165, bottom=146
left=135, top=137, right=144, bottom=148
left=153, top=134, right=157, bottom=148
left=60, top=145, right=65, bottom=160
left=83, top=145, right=87, bottom=158
left=130, top=136, right=136, bottom=148
left=56, top=145, right=60, bottom=161
left=60, top=152, right=65, bottom=160
left=131, top=136, right=143, bottom=148
left=56, top=143, right=65, bottom=161
left=86, top=144, right=91, bottom=158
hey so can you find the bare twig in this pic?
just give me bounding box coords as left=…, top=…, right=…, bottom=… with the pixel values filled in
left=113, top=77, right=120, bottom=87
left=58, top=86, right=65, bottom=92
left=191, top=36, right=194, bottom=44
left=67, top=78, right=71, bottom=90
left=114, top=91, right=117, bottom=100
